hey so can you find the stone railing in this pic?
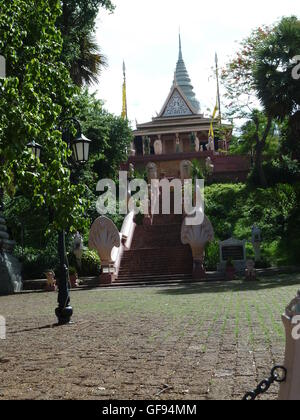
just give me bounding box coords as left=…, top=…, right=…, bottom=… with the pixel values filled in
left=279, top=290, right=300, bottom=400
left=88, top=211, right=136, bottom=285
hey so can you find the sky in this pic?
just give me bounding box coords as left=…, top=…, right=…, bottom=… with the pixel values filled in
left=94, top=0, right=299, bottom=128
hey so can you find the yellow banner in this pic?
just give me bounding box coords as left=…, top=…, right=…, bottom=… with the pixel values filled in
left=209, top=102, right=218, bottom=138
left=122, top=81, right=127, bottom=120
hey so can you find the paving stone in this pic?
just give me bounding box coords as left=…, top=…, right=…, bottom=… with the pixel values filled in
left=0, top=276, right=297, bottom=400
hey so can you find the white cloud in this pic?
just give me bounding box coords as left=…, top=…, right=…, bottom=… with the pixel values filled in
left=93, top=0, right=299, bottom=126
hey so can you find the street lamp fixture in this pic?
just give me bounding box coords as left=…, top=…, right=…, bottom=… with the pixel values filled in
left=27, top=140, right=42, bottom=160
left=73, top=132, right=91, bottom=165
left=27, top=117, right=91, bottom=325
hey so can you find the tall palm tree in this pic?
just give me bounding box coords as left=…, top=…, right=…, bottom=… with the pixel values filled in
left=70, top=33, right=107, bottom=87
left=254, top=16, right=300, bottom=120
left=58, top=0, right=110, bottom=87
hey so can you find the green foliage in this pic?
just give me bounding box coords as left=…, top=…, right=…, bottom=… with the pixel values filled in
left=223, top=17, right=300, bottom=180
left=74, top=90, right=132, bottom=180
left=204, top=183, right=300, bottom=268
left=58, top=0, right=115, bottom=86
left=254, top=16, right=300, bottom=119
left=205, top=240, right=220, bottom=271
left=191, top=160, right=205, bottom=180
left=14, top=246, right=59, bottom=280
left=221, top=25, right=272, bottom=119
left=69, top=249, right=101, bottom=277
left=248, top=156, right=300, bottom=187
left=205, top=184, right=245, bottom=240
left=0, top=0, right=87, bottom=232
left=231, top=112, right=281, bottom=158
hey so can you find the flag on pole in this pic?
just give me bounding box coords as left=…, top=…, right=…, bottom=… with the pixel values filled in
left=208, top=101, right=218, bottom=138
left=121, top=61, right=128, bottom=120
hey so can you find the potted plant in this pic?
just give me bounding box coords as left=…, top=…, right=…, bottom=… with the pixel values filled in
left=225, top=258, right=235, bottom=281
left=69, top=266, right=79, bottom=289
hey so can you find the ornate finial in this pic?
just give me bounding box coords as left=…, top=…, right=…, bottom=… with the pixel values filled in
left=123, top=60, right=126, bottom=79
left=179, top=31, right=183, bottom=60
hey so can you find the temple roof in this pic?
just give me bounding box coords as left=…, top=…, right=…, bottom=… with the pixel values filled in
left=174, top=34, right=200, bottom=112
left=157, top=35, right=200, bottom=119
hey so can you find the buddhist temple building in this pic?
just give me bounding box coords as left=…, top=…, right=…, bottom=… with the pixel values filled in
left=123, top=35, right=250, bottom=182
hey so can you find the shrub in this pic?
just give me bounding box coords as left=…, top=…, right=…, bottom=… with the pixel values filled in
left=68, top=249, right=101, bottom=277
left=14, top=246, right=59, bottom=280
left=205, top=240, right=220, bottom=271
left=204, top=182, right=300, bottom=267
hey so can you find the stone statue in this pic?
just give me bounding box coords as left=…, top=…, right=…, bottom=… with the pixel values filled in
left=44, top=270, right=57, bottom=292
left=129, top=142, right=136, bottom=157
left=88, top=216, right=121, bottom=265
left=251, top=225, right=261, bottom=262
left=73, top=232, right=84, bottom=268
left=175, top=133, right=180, bottom=153
left=195, top=136, right=200, bottom=152
left=181, top=214, right=214, bottom=279
left=207, top=136, right=215, bottom=152
left=245, top=260, right=256, bottom=281
left=180, top=160, right=192, bottom=181
left=143, top=136, right=150, bottom=155
left=154, top=138, right=163, bottom=155
left=146, top=162, right=158, bottom=183
left=205, top=157, right=214, bottom=175
left=200, top=145, right=204, bottom=152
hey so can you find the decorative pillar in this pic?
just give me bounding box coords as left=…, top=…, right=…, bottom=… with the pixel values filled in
left=279, top=291, right=300, bottom=400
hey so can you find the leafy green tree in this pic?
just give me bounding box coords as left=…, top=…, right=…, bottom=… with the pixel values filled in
left=254, top=16, right=300, bottom=119
left=58, top=0, right=115, bottom=86
left=230, top=115, right=280, bottom=157
left=0, top=0, right=86, bottom=232
left=222, top=26, right=275, bottom=186
left=222, top=26, right=272, bottom=118
left=74, top=90, right=132, bottom=180
left=254, top=17, right=300, bottom=160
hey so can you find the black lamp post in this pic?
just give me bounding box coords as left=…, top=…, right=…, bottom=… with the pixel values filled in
left=27, top=117, right=91, bottom=325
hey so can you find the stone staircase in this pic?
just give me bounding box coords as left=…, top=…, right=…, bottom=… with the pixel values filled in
left=116, top=212, right=194, bottom=285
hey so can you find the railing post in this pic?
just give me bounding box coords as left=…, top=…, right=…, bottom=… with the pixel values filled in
left=279, top=290, right=300, bottom=400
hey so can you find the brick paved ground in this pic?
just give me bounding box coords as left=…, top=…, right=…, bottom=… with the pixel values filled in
left=0, top=274, right=299, bottom=400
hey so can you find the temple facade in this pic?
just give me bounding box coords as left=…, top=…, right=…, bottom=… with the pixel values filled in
left=123, top=36, right=250, bottom=182
left=88, top=37, right=252, bottom=287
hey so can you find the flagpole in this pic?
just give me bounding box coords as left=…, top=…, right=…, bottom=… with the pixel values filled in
left=215, top=52, right=222, bottom=125
left=122, top=60, right=128, bottom=120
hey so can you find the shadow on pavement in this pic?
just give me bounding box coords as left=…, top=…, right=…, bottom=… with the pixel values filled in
left=156, top=275, right=300, bottom=296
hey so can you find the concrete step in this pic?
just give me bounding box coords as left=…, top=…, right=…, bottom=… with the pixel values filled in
left=22, top=271, right=228, bottom=291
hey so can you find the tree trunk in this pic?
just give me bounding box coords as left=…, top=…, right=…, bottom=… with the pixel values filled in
left=253, top=115, right=272, bottom=188
left=255, top=142, right=267, bottom=188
